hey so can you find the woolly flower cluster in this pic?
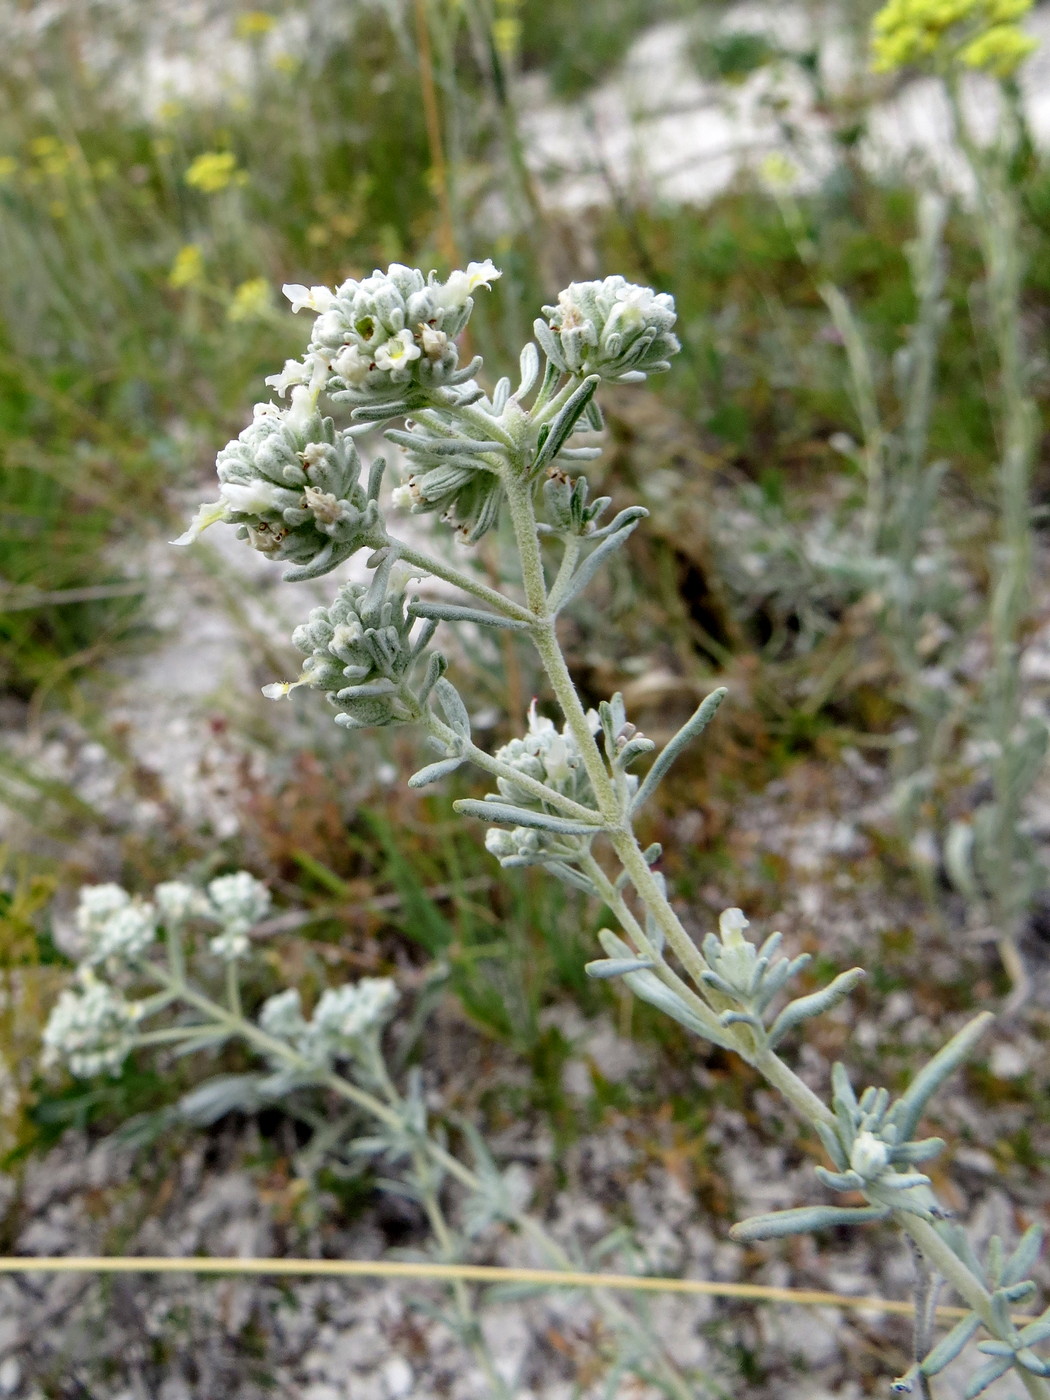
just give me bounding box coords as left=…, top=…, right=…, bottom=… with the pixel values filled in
left=271, top=565, right=427, bottom=730
left=42, top=971, right=142, bottom=1078
left=76, top=884, right=156, bottom=965
left=204, top=872, right=272, bottom=960
left=175, top=391, right=378, bottom=582
left=273, top=260, right=500, bottom=408
left=871, top=0, right=1037, bottom=76
left=534, top=277, right=680, bottom=384
left=72, top=872, right=270, bottom=972
left=258, top=979, right=398, bottom=1069
left=485, top=703, right=601, bottom=869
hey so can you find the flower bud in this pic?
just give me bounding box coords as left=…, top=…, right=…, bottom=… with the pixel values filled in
left=284, top=565, right=426, bottom=729
left=534, top=277, right=679, bottom=383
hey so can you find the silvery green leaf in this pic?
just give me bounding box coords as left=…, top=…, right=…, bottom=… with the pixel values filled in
left=408, top=756, right=466, bottom=788
left=1003, top=1225, right=1045, bottom=1286
left=585, top=956, right=655, bottom=980
left=918, top=1313, right=981, bottom=1377
left=534, top=375, right=601, bottom=471
left=349, top=398, right=424, bottom=423
left=385, top=430, right=503, bottom=455
left=454, top=799, right=602, bottom=835
left=518, top=341, right=540, bottom=398
left=998, top=1281, right=1038, bottom=1305
left=172, top=1030, right=232, bottom=1056
left=620, top=967, right=735, bottom=1048
left=945, top=820, right=980, bottom=901
left=367, top=456, right=386, bottom=500
left=892, top=1013, right=994, bottom=1141
left=729, top=1204, right=887, bottom=1241
left=631, top=687, right=728, bottom=814
left=587, top=503, right=648, bottom=542
left=1020, top=1312, right=1050, bottom=1346
left=1016, top=1345, right=1050, bottom=1375
left=416, top=652, right=448, bottom=706
left=178, top=1073, right=269, bottom=1125
left=543, top=861, right=598, bottom=895
left=765, top=968, right=865, bottom=1048
left=533, top=318, right=563, bottom=367
left=597, top=928, right=635, bottom=960
left=813, top=1118, right=849, bottom=1172
left=491, top=376, right=512, bottom=413
left=892, top=1136, right=945, bottom=1164
left=554, top=515, right=644, bottom=611
left=963, top=1357, right=1012, bottom=1399
left=409, top=600, right=528, bottom=630
left=433, top=676, right=471, bottom=737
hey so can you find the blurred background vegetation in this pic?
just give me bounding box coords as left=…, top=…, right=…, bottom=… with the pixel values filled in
left=0, top=0, right=1047, bottom=1224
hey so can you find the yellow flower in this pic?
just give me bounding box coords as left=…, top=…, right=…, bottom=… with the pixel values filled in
left=28, top=135, right=61, bottom=158
left=871, top=0, right=1037, bottom=74
left=759, top=153, right=799, bottom=188
left=492, top=16, right=521, bottom=59
left=271, top=52, right=299, bottom=74
left=235, top=10, right=276, bottom=37
left=0, top=156, right=17, bottom=182
left=227, top=277, right=272, bottom=322
left=185, top=150, right=241, bottom=193
left=958, top=21, right=1037, bottom=71
left=168, top=243, right=206, bottom=289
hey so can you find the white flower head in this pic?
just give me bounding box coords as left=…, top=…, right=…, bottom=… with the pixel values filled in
left=435, top=259, right=501, bottom=310
left=42, top=969, right=142, bottom=1078
left=209, top=921, right=252, bottom=961
left=154, top=881, right=210, bottom=925
left=76, top=884, right=131, bottom=936
left=259, top=987, right=307, bottom=1042
left=420, top=325, right=449, bottom=359
left=89, top=902, right=157, bottom=965
left=332, top=342, right=372, bottom=386
left=718, top=908, right=750, bottom=947
left=373, top=329, right=422, bottom=377
left=219, top=479, right=289, bottom=515
left=311, top=978, right=399, bottom=1053
left=283, top=283, right=336, bottom=315
left=850, top=1129, right=891, bottom=1181
left=207, top=871, right=272, bottom=925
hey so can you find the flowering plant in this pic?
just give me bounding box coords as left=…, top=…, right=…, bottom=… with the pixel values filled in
left=44, top=240, right=1049, bottom=1394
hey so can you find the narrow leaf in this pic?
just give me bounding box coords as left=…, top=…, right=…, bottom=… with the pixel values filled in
left=893, top=1013, right=994, bottom=1141
left=585, top=957, right=656, bottom=980
left=631, top=688, right=728, bottom=814
left=1003, top=1225, right=1045, bottom=1286
left=433, top=676, right=471, bottom=737
left=410, top=601, right=528, bottom=630
left=534, top=375, right=601, bottom=471
left=729, top=1205, right=887, bottom=1242
left=766, top=968, right=865, bottom=1048
left=519, top=341, right=540, bottom=398
left=919, top=1313, right=981, bottom=1377
left=555, top=516, right=644, bottom=611
left=453, top=799, right=603, bottom=835
left=408, top=757, right=466, bottom=789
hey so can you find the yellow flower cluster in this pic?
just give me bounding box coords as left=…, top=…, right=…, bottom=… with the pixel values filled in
left=227, top=277, right=271, bottom=323
left=185, top=150, right=245, bottom=194
left=168, top=244, right=205, bottom=289
left=871, top=0, right=1037, bottom=76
